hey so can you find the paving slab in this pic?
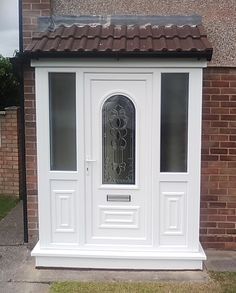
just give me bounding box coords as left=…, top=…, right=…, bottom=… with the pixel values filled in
left=0, top=282, right=50, bottom=293
left=0, top=245, right=211, bottom=293
left=0, top=246, right=209, bottom=283
left=0, top=245, right=236, bottom=292
left=205, top=249, right=236, bottom=272
left=0, top=201, right=24, bottom=246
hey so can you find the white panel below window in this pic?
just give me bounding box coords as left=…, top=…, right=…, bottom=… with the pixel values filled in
left=159, top=182, right=187, bottom=247
left=51, top=180, right=78, bottom=244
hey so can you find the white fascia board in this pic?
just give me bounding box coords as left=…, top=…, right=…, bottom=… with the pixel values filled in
left=31, top=58, right=207, bottom=68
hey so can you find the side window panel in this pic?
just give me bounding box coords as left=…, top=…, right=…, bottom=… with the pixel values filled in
left=161, top=73, right=189, bottom=172
left=49, top=72, right=77, bottom=171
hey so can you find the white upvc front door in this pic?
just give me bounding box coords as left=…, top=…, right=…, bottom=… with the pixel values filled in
left=84, top=73, right=153, bottom=247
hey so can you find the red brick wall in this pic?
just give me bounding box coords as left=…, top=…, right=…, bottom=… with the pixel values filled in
left=0, top=107, right=21, bottom=196
left=23, top=0, right=51, bottom=242
left=201, top=67, right=236, bottom=250
left=24, top=68, right=39, bottom=242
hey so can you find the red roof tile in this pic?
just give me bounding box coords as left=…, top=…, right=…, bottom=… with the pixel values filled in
left=24, top=24, right=213, bottom=60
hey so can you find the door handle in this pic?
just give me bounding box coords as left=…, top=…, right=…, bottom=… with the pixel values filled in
left=86, top=159, right=96, bottom=176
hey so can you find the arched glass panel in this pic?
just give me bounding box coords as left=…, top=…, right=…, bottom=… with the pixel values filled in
left=102, top=95, right=135, bottom=184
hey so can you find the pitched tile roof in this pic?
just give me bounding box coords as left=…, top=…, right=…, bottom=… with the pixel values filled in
left=24, top=24, right=213, bottom=60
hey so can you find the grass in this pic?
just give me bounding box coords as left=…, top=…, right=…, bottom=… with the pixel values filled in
left=0, top=195, right=19, bottom=221
left=210, top=271, right=236, bottom=293
left=50, top=272, right=236, bottom=293
left=50, top=281, right=220, bottom=293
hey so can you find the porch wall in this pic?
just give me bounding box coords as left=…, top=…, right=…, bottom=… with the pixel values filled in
left=24, top=68, right=39, bottom=243
left=201, top=67, right=236, bottom=250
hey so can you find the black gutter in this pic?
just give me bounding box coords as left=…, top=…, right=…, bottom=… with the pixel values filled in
left=21, top=49, right=213, bottom=61
left=19, top=0, right=28, bottom=243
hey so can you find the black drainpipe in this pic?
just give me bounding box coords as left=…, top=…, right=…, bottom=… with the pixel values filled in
left=19, top=0, right=28, bottom=243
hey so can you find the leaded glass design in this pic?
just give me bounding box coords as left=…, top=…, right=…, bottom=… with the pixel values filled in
left=102, top=95, right=135, bottom=184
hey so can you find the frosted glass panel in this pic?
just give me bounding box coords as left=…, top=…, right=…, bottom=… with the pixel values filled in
left=102, top=95, right=135, bottom=184
left=161, top=73, right=189, bottom=172
left=49, top=73, right=76, bottom=171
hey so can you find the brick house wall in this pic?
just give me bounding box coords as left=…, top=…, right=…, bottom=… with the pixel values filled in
left=201, top=67, right=236, bottom=250
left=23, top=0, right=51, bottom=48
left=22, top=1, right=236, bottom=248
left=23, top=0, right=51, bottom=242
left=0, top=107, right=21, bottom=196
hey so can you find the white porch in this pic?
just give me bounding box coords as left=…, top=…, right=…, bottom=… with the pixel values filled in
left=32, top=59, right=206, bottom=270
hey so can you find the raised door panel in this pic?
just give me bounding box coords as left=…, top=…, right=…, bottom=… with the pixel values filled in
left=50, top=180, right=78, bottom=244
left=159, top=182, right=187, bottom=248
